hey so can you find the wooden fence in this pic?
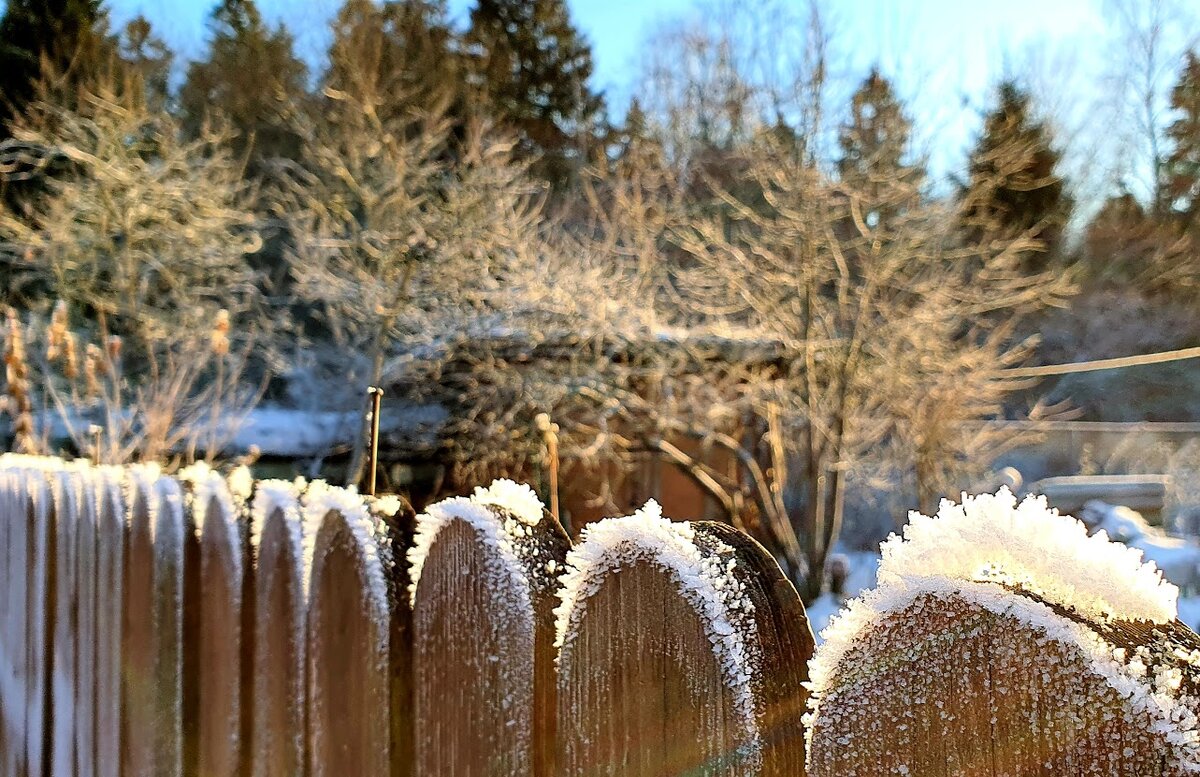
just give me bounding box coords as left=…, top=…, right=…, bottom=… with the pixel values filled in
left=3, top=456, right=1200, bottom=777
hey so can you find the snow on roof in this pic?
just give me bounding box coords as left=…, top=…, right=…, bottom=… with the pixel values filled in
left=806, top=488, right=1200, bottom=773
left=470, top=479, right=543, bottom=526
left=552, top=501, right=761, bottom=743
left=301, top=480, right=389, bottom=628
left=877, top=488, right=1177, bottom=625
left=406, top=485, right=538, bottom=618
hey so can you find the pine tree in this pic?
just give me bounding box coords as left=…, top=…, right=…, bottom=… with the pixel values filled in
left=837, top=68, right=924, bottom=225
left=962, top=80, right=1071, bottom=268
left=1166, top=51, right=1200, bottom=227
left=117, top=16, right=173, bottom=111
left=179, top=0, right=308, bottom=173
left=465, top=0, right=604, bottom=188
left=323, top=0, right=459, bottom=127
left=0, top=0, right=106, bottom=135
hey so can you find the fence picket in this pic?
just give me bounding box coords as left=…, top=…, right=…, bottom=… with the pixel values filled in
left=179, top=465, right=245, bottom=777
left=553, top=503, right=813, bottom=777
left=410, top=482, right=569, bottom=776
left=250, top=481, right=308, bottom=777
left=93, top=468, right=124, bottom=777
left=304, top=483, right=393, bottom=777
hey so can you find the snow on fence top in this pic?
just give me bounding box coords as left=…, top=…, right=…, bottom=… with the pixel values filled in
left=553, top=500, right=761, bottom=734
left=251, top=477, right=306, bottom=588
left=407, top=480, right=548, bottom=609
left=878, top=487, right=1178, bottom=624
left=301, top=480, right=390, bottom=623
left=471, top=478, right=544, bottom=525
left=178, top=461, right=243, bottom=582
left=806, top=488, right=1200, bottom=776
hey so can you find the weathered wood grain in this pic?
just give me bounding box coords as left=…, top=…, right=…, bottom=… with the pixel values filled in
left=74, top=469, right=99, bottom=777
left=807, top=589, right=1200, bottom=776
left=555, top=516, right=813, bottom=777
left=306, top=507, right=391, bottom=777
left=121, top=471, right=185, bottom=777
left=411, top=502, right=569, bottom=777
left=251, top=501, right=307, bottom=777
left=93, top=469, right=124, bottom=777
left=192, top=491, right=245, bottom=777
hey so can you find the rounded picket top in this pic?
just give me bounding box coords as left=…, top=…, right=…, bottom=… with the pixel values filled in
left=179, top=462, right=246, bottom=777
left=123, top=466, right=185, bottom=777
left=250, top=478, right=308, bottom=777
left=806, top=489, right=1200, bottom=777
left=554, top=501, right=814, bottom=777
left=304, top=482, right=394, bottom=777
left=409, top=480, right=570, bottom=776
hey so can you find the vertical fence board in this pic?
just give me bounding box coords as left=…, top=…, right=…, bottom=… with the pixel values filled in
left=374, top=495, right=416, bottom=777
left=121, top=470, right=185, bottom=777
left=180, top=467, right=245, bottom=777
left=153, top=476, right=185, bottom=777
left=806, top=591, right=1200, bottom=775
left=555, top=507, right=813, bottom=777
left=94, top=469, right=124, bottom=777
left=250, top=481, right=307, bottom=777
left=25, top=470, right=51, bottom=777
left=0, top=470, right=23, bottom=777
left=198, top=495, right=242, bottom=777
left=75, top=469, right=99, bottom=777
left=410, top=488, right=568, bottom=777
left=305, top=488, right=391, bottom=777
left=51, top=470, right=80, bottom=777
left=121, top=471, right=156, bottom=777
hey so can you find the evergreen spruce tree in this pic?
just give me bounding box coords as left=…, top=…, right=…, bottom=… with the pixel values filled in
left=837, top=68, right=924, bottom=225
left=0, top=0, right=106, bottom=135
left=1166, top=51, right=1200, bottom=228
left=324, top=0, right=459, bottom=127
left=117, top=16, right=173, bottom=111
left=962, top=80, right=1071, bottom=269
left=465, top=0, right=604, bottom=188
left=179, top=0, right=308, bottom=173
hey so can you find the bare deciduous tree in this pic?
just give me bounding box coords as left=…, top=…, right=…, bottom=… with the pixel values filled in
left=0, top=74, right=265, bottom=463
left=276, top=64, right=542, bottom=484
left=409, top=125, right=1072, bottom=601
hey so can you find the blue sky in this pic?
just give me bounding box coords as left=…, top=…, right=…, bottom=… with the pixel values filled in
left=100, top=0, right=1103, bottom=107
left=94, top=0, right=1113, bottom=179
left=8, top=0, right=1188, bottom=197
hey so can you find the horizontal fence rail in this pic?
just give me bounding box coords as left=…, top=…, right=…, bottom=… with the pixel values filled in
left=3, top=456, right=1200, bottom=776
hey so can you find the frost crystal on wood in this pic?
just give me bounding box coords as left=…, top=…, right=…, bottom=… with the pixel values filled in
left=410, top=481, right=569, bottom=775
left=553, top=501, right=813, bottom=775
left=250, top=478, right=308, bottom=777
left=806, top=489, right=1200, bottom=776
